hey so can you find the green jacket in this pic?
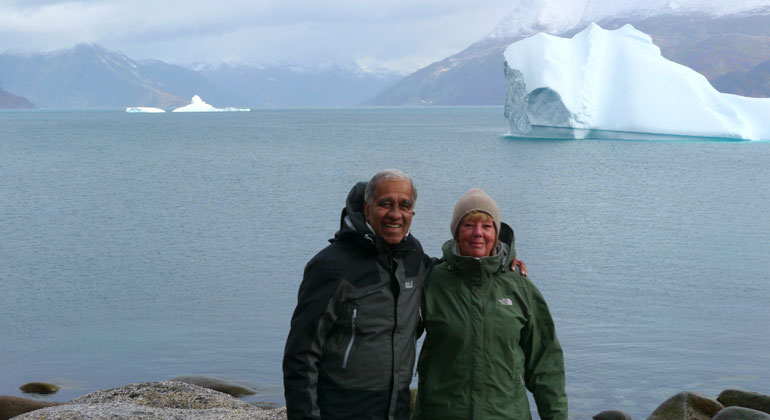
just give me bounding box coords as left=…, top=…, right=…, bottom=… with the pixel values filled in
left=413, top=223, right=567, bottom=420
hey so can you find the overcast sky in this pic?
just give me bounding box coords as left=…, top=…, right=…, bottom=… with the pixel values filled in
left=0, top=0, right=515, bottom=72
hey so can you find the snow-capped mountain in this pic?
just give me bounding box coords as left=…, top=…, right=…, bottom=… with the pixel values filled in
left=195, top=61, right=402, bottom=107
left=0, top=45, right=402, bottom=109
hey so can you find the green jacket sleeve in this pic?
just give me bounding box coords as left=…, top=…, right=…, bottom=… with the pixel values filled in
left=520, top=279, right=568, bottom=420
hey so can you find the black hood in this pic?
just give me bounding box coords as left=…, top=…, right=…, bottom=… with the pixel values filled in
left=498, top=222, right=516, bottom=263
left=333, top=181, right=370, bottom=241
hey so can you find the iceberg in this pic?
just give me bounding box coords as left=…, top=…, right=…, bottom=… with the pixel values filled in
left=172, top=95, right=250, bottom=113
left=503, top=23, right=770, bottom=141
left=126, top=107, right=165, bottom=113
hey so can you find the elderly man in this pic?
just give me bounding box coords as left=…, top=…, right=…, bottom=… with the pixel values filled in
left=283, top=169, right=427, bottom=420
left=283, top=170, right=525, bottom=420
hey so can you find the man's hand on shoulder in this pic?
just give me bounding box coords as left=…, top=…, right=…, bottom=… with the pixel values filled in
left=511, top=258, right=528, bottom=276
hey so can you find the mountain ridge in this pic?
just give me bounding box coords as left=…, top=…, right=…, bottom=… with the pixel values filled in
left=0, top=44, right=403, bottom=109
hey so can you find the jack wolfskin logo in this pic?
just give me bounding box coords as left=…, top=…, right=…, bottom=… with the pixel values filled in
left=498, top=297, right=513, bottom=306
left=404, top=281, right=414, bottom=289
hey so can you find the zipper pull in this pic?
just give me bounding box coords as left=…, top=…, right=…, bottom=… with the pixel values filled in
left=343, top=308, right=358, bottom=369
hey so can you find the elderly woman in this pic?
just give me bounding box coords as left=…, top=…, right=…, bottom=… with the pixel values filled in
left=413, top=189, right=567, bottom=420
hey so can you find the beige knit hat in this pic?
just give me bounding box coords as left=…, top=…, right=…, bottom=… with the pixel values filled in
left=450, top=188, right=501, bottom=238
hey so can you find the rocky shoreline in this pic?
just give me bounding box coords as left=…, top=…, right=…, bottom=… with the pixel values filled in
left=2, top=380, right=769, bottom=420
left=1, top=381, right=287, bottom=420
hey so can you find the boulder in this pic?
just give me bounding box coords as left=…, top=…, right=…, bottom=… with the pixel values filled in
left=11, top=381, right=286, bottom=420
left=594, top=409, right=632, bottom=420
left=712, top=406, right=770, bottom=420
left=19, top=382, right=60, bottom=395
left=718, top=390, right=770, bottom=415
left=646, top=391, right=723, bottom=420
left=170, top=375, right=257, bottom=397
left=0, top=396, right=63, bottom=420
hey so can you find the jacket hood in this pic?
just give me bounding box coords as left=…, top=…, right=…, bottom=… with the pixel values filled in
left=442, top=222, right=516, bottom=274
left=334, top=181, right=370, bottom=239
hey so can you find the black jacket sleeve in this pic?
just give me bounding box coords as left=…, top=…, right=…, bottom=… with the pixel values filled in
left=283, top=254, right=343, bottom=420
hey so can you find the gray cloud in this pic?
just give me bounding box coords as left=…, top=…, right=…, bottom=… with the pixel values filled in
left=0, top=0, right=513, bottom=71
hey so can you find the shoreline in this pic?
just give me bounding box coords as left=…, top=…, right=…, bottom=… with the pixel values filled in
left=1, top=381, right=287, bottom=420
left=3, top=380, right=770, bottom=420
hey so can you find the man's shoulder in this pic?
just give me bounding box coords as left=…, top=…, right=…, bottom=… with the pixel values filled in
left=308, top=233, right=430, bottom=262
left=306, top=236, right=367, bottom=267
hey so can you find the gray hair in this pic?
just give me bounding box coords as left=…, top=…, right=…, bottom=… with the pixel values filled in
left=364, top=169, right=417, bottom=205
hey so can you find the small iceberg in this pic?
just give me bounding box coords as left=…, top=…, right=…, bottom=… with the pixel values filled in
left=172, top=95, right=250, bottom=113
left=126, top=106, right=165, bottom=113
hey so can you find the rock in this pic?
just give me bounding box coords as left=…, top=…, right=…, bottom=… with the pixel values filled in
left=718, top=389, right=770, bottom=415
left=70, top=381, right=251, bottom=409
left=594, top=409, right=632, bottom=420
left=11, top=381, right=286, bottom=420
left=0, top=396, right=63, bottom=420
left=170, top=375, right=257, bottom=397
left=712, top=406, right=770, bottom=420
left=19, top=382, right=60, bottom=395
left=12, top=402, right=286, bottom=420
left=646, top=391, right=723, bottom=420
left=252, top=401, right=283, bottom=410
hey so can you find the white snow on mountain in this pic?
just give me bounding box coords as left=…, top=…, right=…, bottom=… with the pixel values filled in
left=486, top=0, right=770, bottom=39
left=172, top=95, right=249, bottom=113
left=503, top=23, right=770, bottom=140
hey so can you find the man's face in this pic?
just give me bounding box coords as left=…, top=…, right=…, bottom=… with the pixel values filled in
left=364, top=179, right=415, bottom=245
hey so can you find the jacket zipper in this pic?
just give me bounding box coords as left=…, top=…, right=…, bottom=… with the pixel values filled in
left=342, top=307, right=357, bottom=369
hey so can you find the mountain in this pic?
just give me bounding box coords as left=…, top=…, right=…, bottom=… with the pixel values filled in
left=711, top=59, right=770, bottom=97
left=0, top=86, right=35, bottom=109
left=606, top=12, right=770, bottom=80
left=196, top=62, right=401, bottom=107
left=0, top=43, right=403, bottom=109
left=367, top=7, right=770, bottom=106
left=0, top=43, right=234, bottom=109
left=362, top=38, right=509, bottom=106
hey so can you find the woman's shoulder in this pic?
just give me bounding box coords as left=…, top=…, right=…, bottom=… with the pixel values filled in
left=423, top=259, right=462, bottom=292
left=426, top=260, right=453, bottom=281
left=496, top=267, right=542, bottom=295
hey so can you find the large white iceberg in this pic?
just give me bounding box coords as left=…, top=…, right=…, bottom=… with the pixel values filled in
left=172, top=95, right=250, bottom=113
left=503, top=23, right=770, bottom=140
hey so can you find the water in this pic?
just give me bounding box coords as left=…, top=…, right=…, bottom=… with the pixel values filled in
left=1, top=108, right=769, bottom=419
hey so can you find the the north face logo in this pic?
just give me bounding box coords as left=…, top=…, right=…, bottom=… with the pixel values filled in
left=498, top=297, right=513, bottom=306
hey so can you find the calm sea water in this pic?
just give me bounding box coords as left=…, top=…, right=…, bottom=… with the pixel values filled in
left=1, top=108, right=769, bottom=419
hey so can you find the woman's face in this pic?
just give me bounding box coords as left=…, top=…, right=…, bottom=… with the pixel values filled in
left=456, top=213, right=496, bottom=257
